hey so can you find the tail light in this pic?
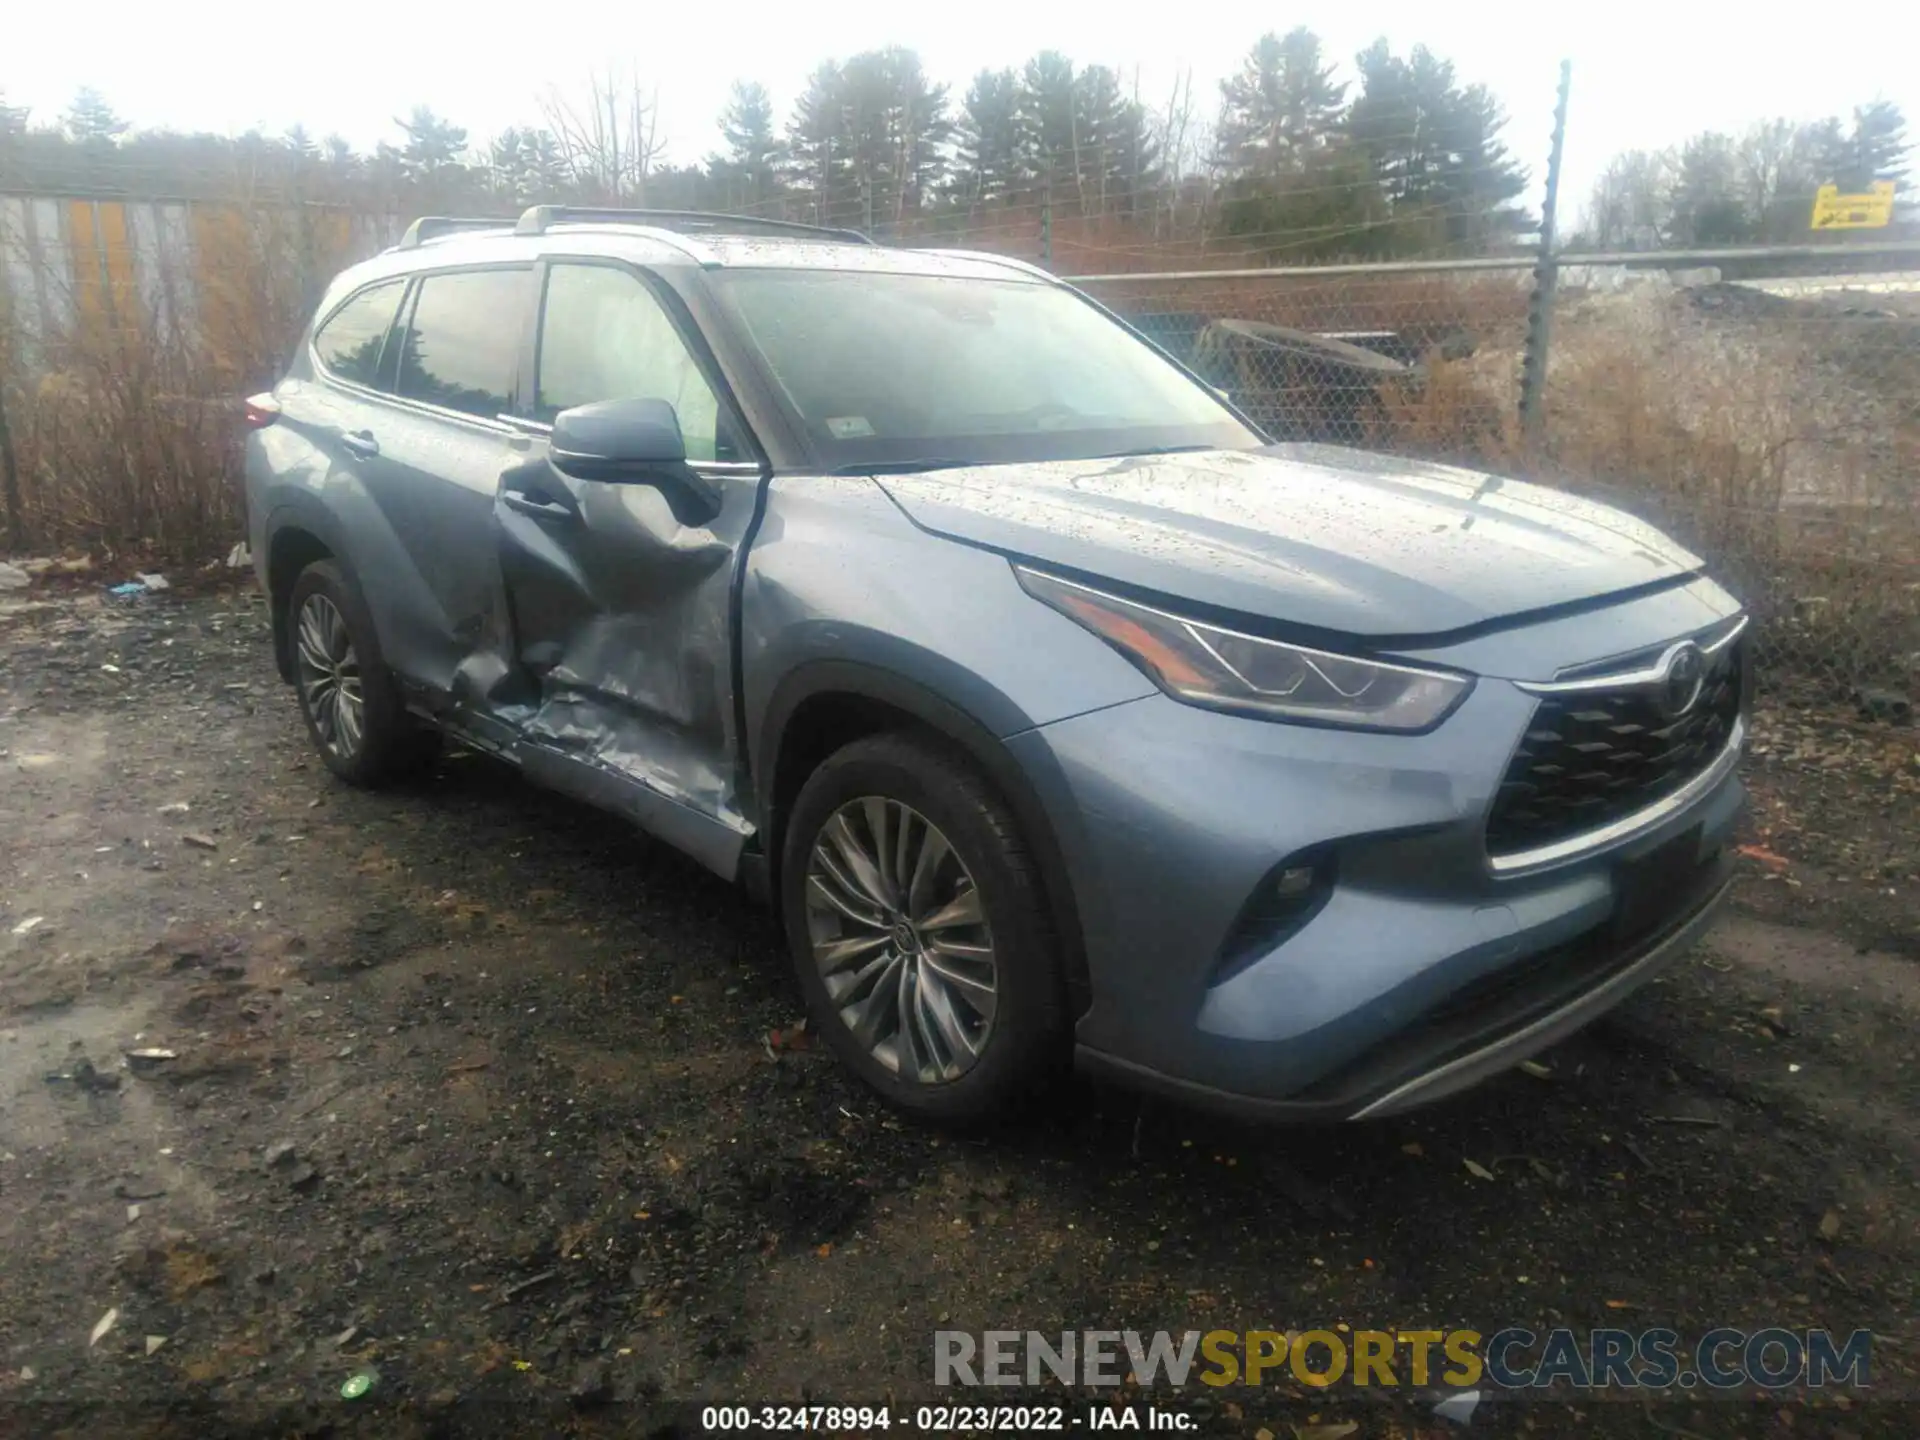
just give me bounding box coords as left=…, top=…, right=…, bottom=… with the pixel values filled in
left=243, top=394, right=280, bottom=429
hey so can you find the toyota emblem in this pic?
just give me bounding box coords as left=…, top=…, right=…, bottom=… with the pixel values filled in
left=1659, top=642, right=1706, bottom=718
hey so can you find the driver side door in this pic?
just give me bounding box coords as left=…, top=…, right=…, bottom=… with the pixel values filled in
left=495, top=259, right=766, bottom=880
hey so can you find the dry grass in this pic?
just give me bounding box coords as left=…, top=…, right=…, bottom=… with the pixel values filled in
left=6, top=337, right=245, bottom=560
left=1532, top=292, right=1920, bottom=689
left=1371, top=353, right=1520, bottom=467
left=1093, top=268, right=1530, bottom=347
left=1, top=213, right=312, bottom=561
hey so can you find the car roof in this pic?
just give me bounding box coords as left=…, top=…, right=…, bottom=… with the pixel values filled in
left=325, top=221, right=1056, bottom=305
left=695, top=234, right=1055, bottom=282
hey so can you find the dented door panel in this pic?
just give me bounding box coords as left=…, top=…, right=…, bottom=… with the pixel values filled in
left=368, top=405, right=522, bottom=695
left=494, top=456, right=764, bottom=879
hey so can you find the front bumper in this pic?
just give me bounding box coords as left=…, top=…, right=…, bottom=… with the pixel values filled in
left=1077, top=863, right=1731, bottom=1122
left=1004, top=671, right=1746, bottom=1121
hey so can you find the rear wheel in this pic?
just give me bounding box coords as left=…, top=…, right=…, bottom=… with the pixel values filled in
left=287, top=560, right=434, bottom=786
left=780, top=731, right=1066, bottom=1123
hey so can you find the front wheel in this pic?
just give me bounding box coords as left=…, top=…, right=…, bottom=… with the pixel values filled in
left=779, top=731, right=1067, bottom=1123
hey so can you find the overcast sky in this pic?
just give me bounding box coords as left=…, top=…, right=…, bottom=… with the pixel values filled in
left=6, top=0, right=1916, bottom=223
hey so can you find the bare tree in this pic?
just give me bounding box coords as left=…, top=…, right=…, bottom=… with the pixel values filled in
left=1580, top=149, right=1675, bottom=249
left=1153, top=68, right=1199, bottom=239
left=539, top=67, right=669, bottom=204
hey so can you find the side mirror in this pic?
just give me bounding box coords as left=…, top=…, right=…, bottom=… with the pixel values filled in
left=548, top=397, right=720, bottom=517
left=551, top=397, right=687, bottom=474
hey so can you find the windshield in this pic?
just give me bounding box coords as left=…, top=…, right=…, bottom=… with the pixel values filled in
left=707, top=269, right=1261, bottom=469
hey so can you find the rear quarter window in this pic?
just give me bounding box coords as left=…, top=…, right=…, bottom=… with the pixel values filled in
left=312, top=280, right=406, bottom=389
left=392, top=268, right=530, bottom=418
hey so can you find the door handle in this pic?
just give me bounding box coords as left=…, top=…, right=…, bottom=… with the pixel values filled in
left=501, top=487, right=576, bottom=522
left=340, top=429, right=380, bottom=459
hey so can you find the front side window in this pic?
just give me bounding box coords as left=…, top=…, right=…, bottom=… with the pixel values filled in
left=708, top=269, right=1259, bottom=469
left=391, top=268, right=530, bottom=418
left=534, top=264, right=740, bottom=463
left=312, top=280, right=405, bottom=389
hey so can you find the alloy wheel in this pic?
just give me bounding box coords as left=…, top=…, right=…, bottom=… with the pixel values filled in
left=294, top=593, right=365, bottom=760
left=803, top=796, right=998, bottom=1083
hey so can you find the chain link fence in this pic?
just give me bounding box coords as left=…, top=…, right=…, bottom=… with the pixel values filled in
left=1079, top=250, right=1920, bottom=714
left=1, top=191, right=1916, bottom=720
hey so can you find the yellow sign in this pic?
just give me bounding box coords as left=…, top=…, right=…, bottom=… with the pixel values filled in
left=1811, top=181, right=1896, bottom=230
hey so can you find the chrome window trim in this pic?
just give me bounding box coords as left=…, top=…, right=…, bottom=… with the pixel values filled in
left=1486, top=715, right=1746, bottom=876
left=311, top=370, right=518, bottom=436
left=1514, top=614, right=1748, bottom=697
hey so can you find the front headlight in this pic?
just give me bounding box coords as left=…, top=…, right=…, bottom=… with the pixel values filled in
left=1016, top=567, right=1473, bottom=732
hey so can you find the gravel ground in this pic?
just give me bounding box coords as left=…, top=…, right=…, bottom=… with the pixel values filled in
left=1, top=585, right=1916, bottom=1439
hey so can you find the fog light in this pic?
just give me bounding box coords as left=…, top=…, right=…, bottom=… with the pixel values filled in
left=1214, top=850, right=1336, bottom=983
left=1274, top=865, right=1316, bottom=899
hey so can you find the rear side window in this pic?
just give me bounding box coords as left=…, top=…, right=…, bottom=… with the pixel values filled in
left=392, top=268, right=529, bottom=418
left=312, top=280, right=404, bottom=388
left=534, top=263, right=742, bottom=462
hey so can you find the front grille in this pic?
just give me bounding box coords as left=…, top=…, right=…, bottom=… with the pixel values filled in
left=1487, top=634, right=1745, bottom=857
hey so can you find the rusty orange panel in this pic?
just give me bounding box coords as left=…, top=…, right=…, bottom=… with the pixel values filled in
left=66, top=198, right=106, bottom=329
left=95, top=200, right=139, bottom=328
left=315, top=210, right=353, bottom=272
left=190, top=202, right=260, bottom=379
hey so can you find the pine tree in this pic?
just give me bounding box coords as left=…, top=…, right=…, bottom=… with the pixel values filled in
left=1074, top=67, right=1159, bottom=218
left=953, top=68, right=1025, bottom=208
left=1345, top=41, right=1528, bottom=253
left=525, top=129, right=567, bottom=198
left=1216, top=29, right=1345, bottom=180
left=714, top=81, right=784, bottom=208
left=881, top=49, right=951, bottom=220
left=785, top=50, right=948, bottom=232
left=1019, top=51, right=1081, bottom=211
left=487, top=127, right=568, bottom=203
left=394, top=106, right=468, bottom=180
left=1437, top=81, right=1530, bottom=243
left=1669, top=132, right=1750, bottom=243
left=1839, top=100, right=1909, bottom=187
left=786, top=60, right=850, bottom=225
left=490, top=128, right=530, bottom=201
left=64, top=87, right=127, bottom=145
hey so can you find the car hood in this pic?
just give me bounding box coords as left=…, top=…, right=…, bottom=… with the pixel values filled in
left=874, top=444, right=1703, bottom=639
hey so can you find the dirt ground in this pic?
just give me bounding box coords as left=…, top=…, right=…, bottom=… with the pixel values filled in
left=1, top=584, right=1917, bottom=1439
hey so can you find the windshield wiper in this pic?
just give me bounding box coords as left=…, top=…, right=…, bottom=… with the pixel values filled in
left=830, top=459, right=977, bottom=476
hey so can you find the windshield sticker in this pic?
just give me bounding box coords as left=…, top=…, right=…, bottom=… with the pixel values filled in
left=826, top=416, right=876, bottom=438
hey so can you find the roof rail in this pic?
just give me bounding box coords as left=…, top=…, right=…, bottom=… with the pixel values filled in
left=396, top=215, right=514, bottom=249
left=513, top=205, right=873, bottom=245
left=915, top=248, right=1061, bottom=284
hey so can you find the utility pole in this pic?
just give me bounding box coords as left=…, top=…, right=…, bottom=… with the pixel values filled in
left=1519, top=60, right=1572, bottom=446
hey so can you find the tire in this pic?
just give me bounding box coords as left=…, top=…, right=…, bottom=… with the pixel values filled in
left=286, top=559, right=435, bottom=787
left=780, top=730, right=1067, bottom=1123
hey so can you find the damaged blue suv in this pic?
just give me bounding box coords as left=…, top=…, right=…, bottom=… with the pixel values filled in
left=245, top=207, right=1748, bottom=1123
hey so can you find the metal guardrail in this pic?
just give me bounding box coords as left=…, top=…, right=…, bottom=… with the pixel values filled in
left=1063, top=240, right=1920, bottom=285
